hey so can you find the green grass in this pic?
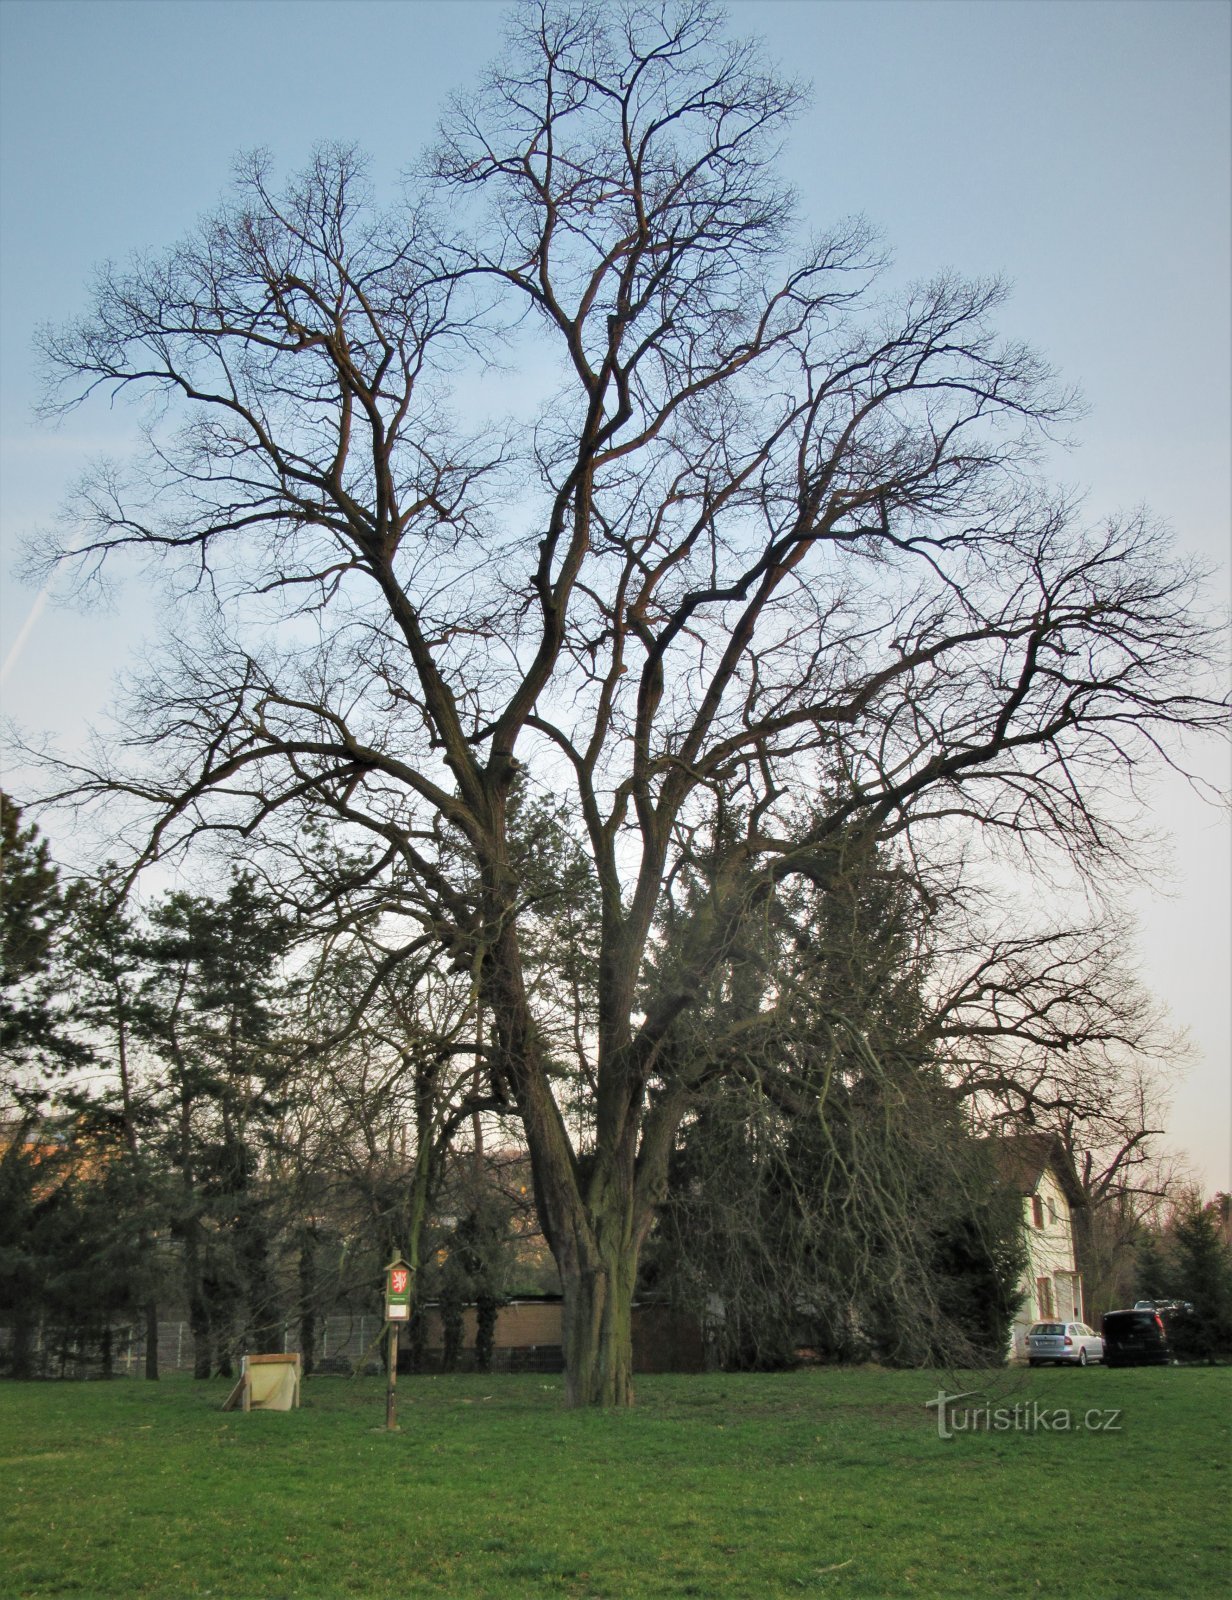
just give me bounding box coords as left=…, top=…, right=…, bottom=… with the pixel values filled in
left=1, top=1366, right=1227, bottom=1598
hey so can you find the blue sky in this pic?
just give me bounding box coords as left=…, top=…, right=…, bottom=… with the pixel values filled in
left=1, top=0, right=1228, bottom=1187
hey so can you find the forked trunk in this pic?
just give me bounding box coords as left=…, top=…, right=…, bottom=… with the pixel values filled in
left=482, top=900, right=650, bottom=1407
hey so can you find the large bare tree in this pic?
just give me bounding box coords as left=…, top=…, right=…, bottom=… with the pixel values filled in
left=32, top=1, right=1225, bottom=1403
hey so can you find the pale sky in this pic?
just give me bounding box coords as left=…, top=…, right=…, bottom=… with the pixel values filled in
left=1, top=0, right=1228, bottom=1188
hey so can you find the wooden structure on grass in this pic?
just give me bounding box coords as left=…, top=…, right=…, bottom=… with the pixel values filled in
left=222, top=1352, right=302, bottom=1412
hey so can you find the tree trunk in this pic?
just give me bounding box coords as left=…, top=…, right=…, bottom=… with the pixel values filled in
left=116, top=1000, right=160, bottom=1379
left=144, top=1301, right=160, bottom=1380
left=9, top=1305, right=34, bottom=1379
left=475, top=1292, right=498, bottom=1373
left=242, top=1219, right=280, bottom=1353
left=298, top=1231, right=317, bottom=1378
left=484, top=911, right=651, bottom=1406
left=560, top=1235, right=637, bottom=1407
left=182, top=1219, right=213, bottom=1379
left=190, top=1295, right=213, bottom=1379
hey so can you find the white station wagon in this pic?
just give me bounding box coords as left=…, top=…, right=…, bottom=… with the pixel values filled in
left=1026, top=1320, right=1104, bottom=1366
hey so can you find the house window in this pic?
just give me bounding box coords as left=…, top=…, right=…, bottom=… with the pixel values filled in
left=1036, top=1277, right=1054, bottom=1319
left=1047, top=1199, right=1058, bottom=1224
left=1031, top=1196, right=1045, bottom=1229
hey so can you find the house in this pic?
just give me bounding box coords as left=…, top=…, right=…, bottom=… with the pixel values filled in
left=408, top=1294, right=706, bottom=1373
left=992, top=1133, right=1088, bottom=1362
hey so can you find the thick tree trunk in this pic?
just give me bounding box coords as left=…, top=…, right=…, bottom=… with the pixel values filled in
left=481, top=896, right=661, bottom=1406
left=483, top=955, right=604, bottom=1400
left=560, top=1233, right=637, bottom=1407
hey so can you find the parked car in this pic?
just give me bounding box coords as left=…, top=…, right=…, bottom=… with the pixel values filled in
left=1101, top=1307, right=1173, bottom=1367
left=1026, top=1321, right=1104, bottom=1366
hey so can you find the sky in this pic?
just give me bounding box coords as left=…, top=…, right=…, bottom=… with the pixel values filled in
left=1, top=0, right=1229, bottom=1188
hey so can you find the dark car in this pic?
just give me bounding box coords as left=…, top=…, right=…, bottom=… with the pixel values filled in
left=1101, top=1308, right=1173, bottom=1367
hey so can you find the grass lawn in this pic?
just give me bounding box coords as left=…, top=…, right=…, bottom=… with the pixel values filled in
left=1, top=1365, right=1227, bottom=1598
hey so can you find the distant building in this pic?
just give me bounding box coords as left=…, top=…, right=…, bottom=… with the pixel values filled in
left=990, top=1133, right=1087, bottom=1362
left=409, top=1294, right=705, bottom=1374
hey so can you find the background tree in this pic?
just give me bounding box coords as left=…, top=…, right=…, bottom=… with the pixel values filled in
left=428, top=1171, right=519, bottom=1372
left=135, top=876, right=294, bottom=1375
left=919, top=891, right=1186, bottom=1319
left=0, top=1111, right=167, bottom=1379
left=0, top=1125, right=55, bottom=1377
left=30, top=1, right=1226, bottom=1403
left=285, top=917, right=511, bottom=1344
left=1132, top=1191, right=1232, bottom=1361
left=59, top=876, right=169, bottom=1376
left=643, top=829, right=1024, bottom=1367
left=1170, top=1198, right=1232, bottom=1360
left=1, top=793, right=87, bottom=1098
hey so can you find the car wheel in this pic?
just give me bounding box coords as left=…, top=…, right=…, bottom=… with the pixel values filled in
left=1078, top=1348, right=1088, bottom=1366
left=1028, top=1359, right=1041, bottom=1367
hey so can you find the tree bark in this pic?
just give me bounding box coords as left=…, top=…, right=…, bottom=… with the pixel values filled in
left=560, top=1209, right=638, bottom=1407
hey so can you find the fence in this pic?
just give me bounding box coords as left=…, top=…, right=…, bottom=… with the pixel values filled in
left=0, top=1312, right=386, bottom=1379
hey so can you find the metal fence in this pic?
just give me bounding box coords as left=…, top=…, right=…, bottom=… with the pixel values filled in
left=1, top=1311, right=579, bottom=1378
left=0, top=1312, right=386, bottom=1378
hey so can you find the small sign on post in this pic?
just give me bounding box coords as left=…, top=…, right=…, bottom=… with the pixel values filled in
left=386, top=1260, right=412, bottom=1321
left=383, top=1255, right=411, bottom=1432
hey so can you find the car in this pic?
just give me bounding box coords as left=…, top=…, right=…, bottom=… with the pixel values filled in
left=1026, top=1320, right=1104, bottom=1366
left=1101, top=1307, right=1173, bottom=1367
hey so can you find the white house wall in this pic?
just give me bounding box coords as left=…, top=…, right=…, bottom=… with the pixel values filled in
left=1008, top=1166, right=1083, bottom=1361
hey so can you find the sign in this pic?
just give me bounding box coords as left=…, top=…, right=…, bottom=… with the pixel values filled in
left=382, top=1256, right=410, bottom=1432
left=385, top=1257, right=412, bottom=1322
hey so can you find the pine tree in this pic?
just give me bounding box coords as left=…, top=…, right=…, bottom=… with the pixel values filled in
left=0, top=793, right=86, bottom=1094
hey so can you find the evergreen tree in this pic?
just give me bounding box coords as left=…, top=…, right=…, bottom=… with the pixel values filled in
left=644, top=825, right=1025, bottom=1367
left=0, top=793, right=86, bottom=1095
left=139, top=874, right=294, bottom=1374
left=1168, top=1200, right=1232, bottom=1361
left=60, top=877, right=169, bottom=1376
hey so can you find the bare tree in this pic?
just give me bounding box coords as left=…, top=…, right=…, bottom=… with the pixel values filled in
left=30, top=1, right=1226, bottom=1403
left=284, top=923, right=504, bottom=1304
left=926, top=908, right=1182, bottom=1138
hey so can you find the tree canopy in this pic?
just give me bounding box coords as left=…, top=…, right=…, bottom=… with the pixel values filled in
left=26, top=0, right=1227, bottom=1403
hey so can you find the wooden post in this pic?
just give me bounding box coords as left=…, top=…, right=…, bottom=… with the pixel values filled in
left=383, top=1254, right=410, bottom=1432
left=386, top=1323, right=398, bottom=1431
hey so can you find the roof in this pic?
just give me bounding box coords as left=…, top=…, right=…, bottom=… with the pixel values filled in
left=984, top=1133, right=1087, bottom=1212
